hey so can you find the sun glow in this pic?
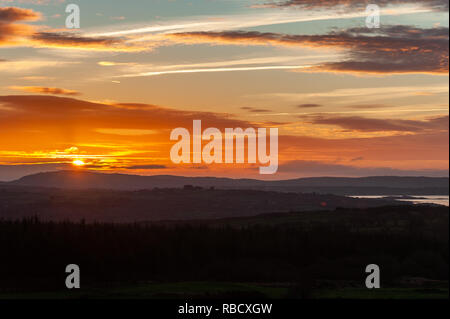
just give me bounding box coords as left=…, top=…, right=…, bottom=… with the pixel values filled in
left=72, top=159, right=85, bottom=166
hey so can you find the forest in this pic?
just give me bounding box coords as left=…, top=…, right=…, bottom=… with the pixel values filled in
left=0, top=204, right=447, bottom=298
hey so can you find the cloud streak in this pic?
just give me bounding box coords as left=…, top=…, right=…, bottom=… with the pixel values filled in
left=30, top=31, right=146, bottom=52
left=298, top=103, right=323, bottom=108
left=91, top=5, right=431, bottom=38
left=301, top=114, right=449, bottom=132
left=277, top=160, right=449, bottom=177
left=9, top=86, right=80, bottom=96
left=169, top=25, right=449, bottom=74
left=260, top=0, right=449, bottom=11
left=118, top=65, right=311, bottom=78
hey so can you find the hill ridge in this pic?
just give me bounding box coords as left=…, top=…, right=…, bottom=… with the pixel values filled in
left=5, top=170, right=448, bottom=195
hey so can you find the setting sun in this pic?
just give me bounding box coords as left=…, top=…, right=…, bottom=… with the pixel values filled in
left=72, top=159, right=85, bottom=166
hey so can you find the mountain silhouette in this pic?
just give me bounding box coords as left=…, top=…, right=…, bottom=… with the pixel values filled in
left=6, top=170, right=448, bottom=195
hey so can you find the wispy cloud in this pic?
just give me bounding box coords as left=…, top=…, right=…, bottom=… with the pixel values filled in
left=118, top=65, right=310, bottom=78
left=90, top=6, right=431, bottom=38
left=30, top=32, right=146, bottom=52
left=241, top=106, right=272, bottom=113
left=298, top=103, right=323, bottom=108
left=108, top=55, right=328, bottom=78
left=256, top=84, right=449, bottom=104
left=300, top=114, right=449, bottom=132
left=8, top=86, right=80, bottom=95
left=0, top=59, right=76, bottom=72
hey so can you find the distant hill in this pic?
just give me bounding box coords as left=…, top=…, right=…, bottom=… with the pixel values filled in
left=6, top=170, right=448, bottom=195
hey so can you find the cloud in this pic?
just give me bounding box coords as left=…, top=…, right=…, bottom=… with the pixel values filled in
left=277, top=160, right=449, bottom=177
left=302, top=114, right=449, bottom=132
left=98, top=61, right=136, bottom=67
left=0, top=59, right=77, bottom=72
left=32, top=32, right=121, bottom=47
left=125, top=164, right=167, bottom=170
left=0, top=95, right=252, bottom=133
left=90, top=5, right=431, bottom=38
left=113, top=55, right=319, bottom=78
left=314, top=26, right=449, bottom=74
left=0, top=6, right=40, bottom=22
left=259, top=84, right=449, bottom=106
left=2, top=5, right=444, bottom=57
left=30, top=32, right=145, bottom=52
left=95, top=128, right=157, bottom=136
left=0, top=22, right=34, bottom=44
left=298, top=103, right=322, bottom=108
left=169, top=25, right=449, bottom=75
left=0, top=7, right=38, bottom=45
left=261, top=0, right=449, bottom=11
left=241, top=106, right=271, bottom=113
left=0, top=6, right=147, bottom=51
left=118, top=65, right=309, bottom=78
left=9, top=86, right=80, bottom=96
left=0, top=0, right=65, bottom=5
left=348, top=104, right=393, bottom=109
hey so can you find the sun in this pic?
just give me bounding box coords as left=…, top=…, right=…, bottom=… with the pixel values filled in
left=72, top=159, right=85, bottom=167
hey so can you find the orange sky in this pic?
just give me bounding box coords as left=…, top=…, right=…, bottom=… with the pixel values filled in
left=0, top=2, right=448, bottom=180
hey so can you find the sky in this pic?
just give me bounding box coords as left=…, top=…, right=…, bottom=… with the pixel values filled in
left=0, top=0, right=448, bottom=181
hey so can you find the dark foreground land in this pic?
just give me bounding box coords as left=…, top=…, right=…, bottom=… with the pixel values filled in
left=0, top=205, right=448, bottom=299
left=0, top=185, right=410, bottom=222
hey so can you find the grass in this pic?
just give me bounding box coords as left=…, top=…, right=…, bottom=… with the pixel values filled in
left=1, top=282, right=448, bottom=299
left=314, top=287, right=449, bottom=299
left=0, top=282, right=286, bottom=299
